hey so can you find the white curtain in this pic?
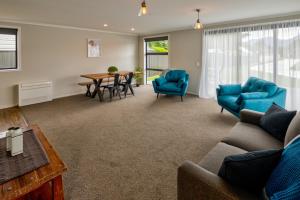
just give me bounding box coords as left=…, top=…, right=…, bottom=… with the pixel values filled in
left=200, top=20, right=300, bottom=110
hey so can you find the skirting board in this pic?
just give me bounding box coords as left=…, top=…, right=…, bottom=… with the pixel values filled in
left=187, top=91, right=199, bottom=97
left=0, top=90, right=84, bottom=110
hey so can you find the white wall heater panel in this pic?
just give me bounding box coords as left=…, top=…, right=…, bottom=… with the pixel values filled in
left=18, top=81, right=53, bottom=106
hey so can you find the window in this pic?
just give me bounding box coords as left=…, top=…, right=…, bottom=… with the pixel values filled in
left=144, top=36, right=168, bottom=84
left=200, top=21, right=300, bottom=110
left=0, top=27, right=20, bottom=71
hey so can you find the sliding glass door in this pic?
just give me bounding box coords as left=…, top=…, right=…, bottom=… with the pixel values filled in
left=200, top=21, right=300, bottom=109
left=144, top=36, right=169, bottom=84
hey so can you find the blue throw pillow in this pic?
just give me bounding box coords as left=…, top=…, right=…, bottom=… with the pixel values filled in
left=266, top=136, right=300, bottom=199
left=218, top=149, right=283, bottom=194
left=155, top=77, right=167, bottom=86
left=260, top=103, right=296, bottom=141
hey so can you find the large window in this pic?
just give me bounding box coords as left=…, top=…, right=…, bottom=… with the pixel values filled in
left=200, top=21, right=300, bottom=110
left=144, top=36, right=168, bottom=84
left=0, top=27, right=19, bottom=71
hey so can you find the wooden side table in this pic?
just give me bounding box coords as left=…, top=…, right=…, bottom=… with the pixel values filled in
left=0, top=125, right=67, bottom=200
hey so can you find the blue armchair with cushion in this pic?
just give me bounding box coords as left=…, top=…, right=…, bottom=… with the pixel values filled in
left=152, top=70, right=189, bottom=102
left=217, top=77, right=286, bottom=117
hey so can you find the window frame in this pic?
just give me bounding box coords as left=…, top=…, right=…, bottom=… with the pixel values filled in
left=0, top=25, right=21, bottom=72
left=144, top=35, right=169, bottom=84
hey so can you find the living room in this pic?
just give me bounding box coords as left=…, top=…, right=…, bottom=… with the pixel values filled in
left=0, top=0, right=300, bottom=200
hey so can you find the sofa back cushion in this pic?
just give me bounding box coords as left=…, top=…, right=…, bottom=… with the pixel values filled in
left=265, top=136, right=300, bottom=199
left=260, top=103, right=296, bottom=141
left=165, top=70, right=186, bottom=82
left=242, top=77, right=278, bottom=96
left=284, top=112, right=300, bottom=146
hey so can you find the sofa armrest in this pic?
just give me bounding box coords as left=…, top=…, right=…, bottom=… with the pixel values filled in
left=152, top=80, right=159, bottom=93
left=178, top=161, right=240, bottom=200
left=240, top=109, right=264, bottom=125
left=181, top=81, right=189, bottom=96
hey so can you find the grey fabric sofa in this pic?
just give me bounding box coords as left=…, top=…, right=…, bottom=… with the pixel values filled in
left=178, top=109, right=300, bottom=200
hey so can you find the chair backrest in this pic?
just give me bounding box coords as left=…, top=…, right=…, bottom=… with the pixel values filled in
left=165, top=70, right=187, bottom=82
left=242, top=77, right=278, bottom=97
left=113, top=73, right=120, bottom=86
left=126, top=72, right=134, bottom=84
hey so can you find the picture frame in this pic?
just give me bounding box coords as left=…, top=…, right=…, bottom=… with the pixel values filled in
left=87, top=39, right=100, bottom=57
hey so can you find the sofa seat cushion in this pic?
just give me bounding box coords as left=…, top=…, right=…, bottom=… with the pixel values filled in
left=218, top=95, right=240, bottom=111
left=222, top=122, right=283, bottom=152
left=159, top=82, right=181, bottom=92
left=199, top=142, right=247, bottom=174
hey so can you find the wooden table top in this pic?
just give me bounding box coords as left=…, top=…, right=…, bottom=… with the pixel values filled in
left=0, top=125, right=67, bottom=200
left=0, top=108, right=28, bottom=132
left=80, top=71, right=132, bottom=80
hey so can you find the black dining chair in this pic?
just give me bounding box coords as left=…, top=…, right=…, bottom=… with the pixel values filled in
left=119, top=72, right=134, bottom=98
left=102, top=73, right=122, bottom=101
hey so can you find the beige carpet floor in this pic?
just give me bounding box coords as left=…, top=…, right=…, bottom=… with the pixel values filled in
left=21, top=85, right=238, bottom=200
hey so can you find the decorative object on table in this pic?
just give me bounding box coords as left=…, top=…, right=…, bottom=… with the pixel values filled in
left=107, top=66, right=119, bottom=75
left=87, top=39, right=100, bottom=57
left=152, top=69, right=189, bottom=102
left=134, top=66, right=143, bottom=87
left=216, top=77, right=287, bottom=117
left=0, top=129, right=49, bottom=184
left=6, top=127, right=23, bottom=156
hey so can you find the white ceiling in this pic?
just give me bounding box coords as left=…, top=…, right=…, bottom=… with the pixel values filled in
left=0, top=0, right=300, bottom=35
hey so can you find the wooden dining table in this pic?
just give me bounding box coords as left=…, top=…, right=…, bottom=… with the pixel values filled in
left=80, top=71, right=133, bottom=101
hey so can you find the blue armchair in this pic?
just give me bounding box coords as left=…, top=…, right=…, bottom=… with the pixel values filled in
left=217, top=77, right=286, bottom=117
left=152, top=70, right=189, bottom=102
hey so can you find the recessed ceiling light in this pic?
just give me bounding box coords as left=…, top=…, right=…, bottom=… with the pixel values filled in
left=131, top=28, right=135, bottom=31
left=104, top=24, right=108, bottom=27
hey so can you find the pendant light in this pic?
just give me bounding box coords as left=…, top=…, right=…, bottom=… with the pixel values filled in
left=138, top=0, right=148, bottom=16
left=194, top=9, right=203, bottom=30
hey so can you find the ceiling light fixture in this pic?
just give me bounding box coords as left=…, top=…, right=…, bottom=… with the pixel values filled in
left=138, top=0, right=147, bottom=16
left=103, top=24, right=108, bottom=27
left=131, top=28, right=135, bottom=31
left=194, top=9, right=203, bottom=30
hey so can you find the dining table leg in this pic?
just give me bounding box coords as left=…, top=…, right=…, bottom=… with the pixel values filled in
left=91, top=79, right=103, bottom=100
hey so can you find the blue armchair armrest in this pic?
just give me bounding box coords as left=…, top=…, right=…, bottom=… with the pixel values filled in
left=152, top=80, right=159, bottom=93
left=181, top=81, right=189, bottom=96
left=180, top=74, right=189, bottom=96
left=218, top=84, right=242, bottom=96
left=155, top=77, right=167, bottom=86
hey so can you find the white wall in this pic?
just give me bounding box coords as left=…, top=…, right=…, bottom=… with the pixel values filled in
left=139, top=30, right=203, bottom=95
left=0, top=22, right=139, bottom=109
